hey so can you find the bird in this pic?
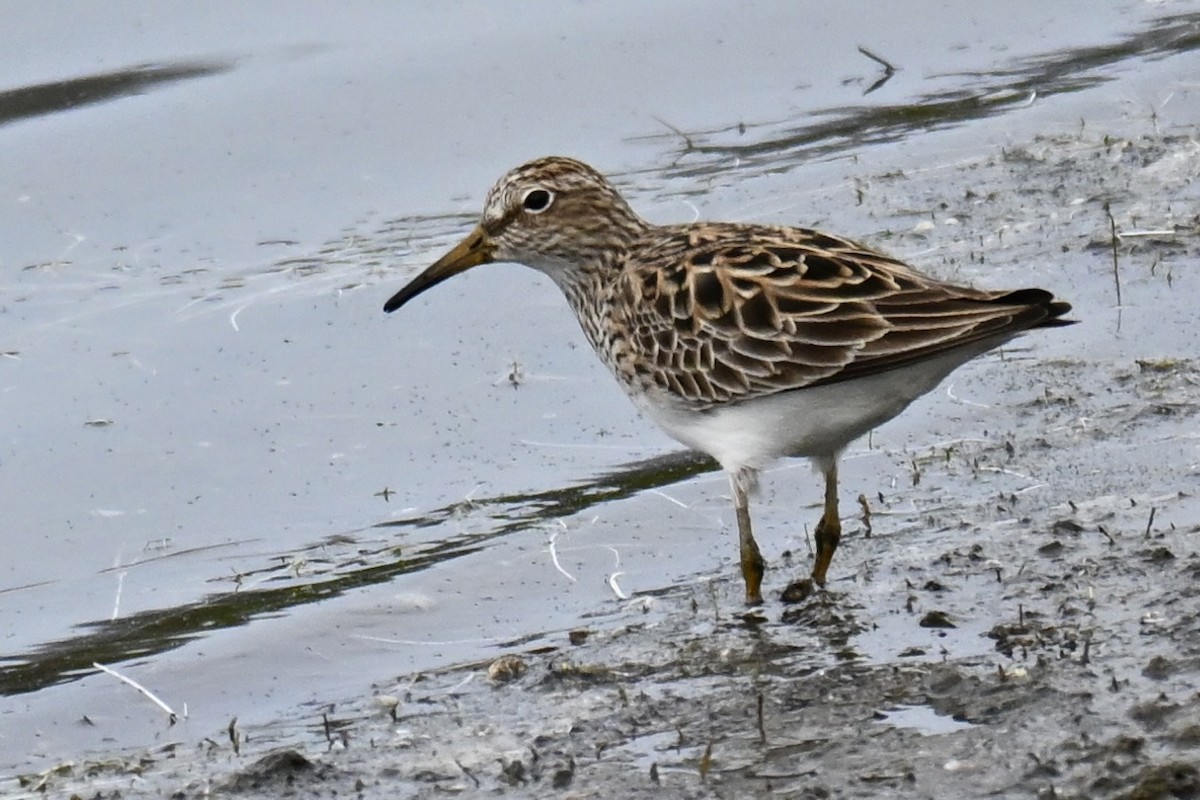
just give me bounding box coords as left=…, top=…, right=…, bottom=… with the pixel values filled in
left=383, top=156, right=1074, bottom=605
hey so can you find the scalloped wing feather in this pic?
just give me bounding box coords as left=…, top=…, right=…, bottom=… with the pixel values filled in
left=621, top=223, right=1071, bottom=407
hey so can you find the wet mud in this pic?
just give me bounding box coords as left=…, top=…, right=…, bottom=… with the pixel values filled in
left=18, top=113, right=1200, bottom=799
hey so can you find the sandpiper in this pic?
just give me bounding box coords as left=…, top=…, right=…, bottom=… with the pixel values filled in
left=384, top=156, right=1074, bottom=604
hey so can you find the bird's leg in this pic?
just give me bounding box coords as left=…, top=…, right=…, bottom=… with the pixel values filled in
left=730, top=469, right=765, bottom=605
left=811, top=459, right=841, bottom=586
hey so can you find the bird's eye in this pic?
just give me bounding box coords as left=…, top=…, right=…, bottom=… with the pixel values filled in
left=522, top=188, right=554, bottom=214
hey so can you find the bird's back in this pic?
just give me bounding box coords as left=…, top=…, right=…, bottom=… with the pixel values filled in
left=589, top=221, right=1073, bottom=412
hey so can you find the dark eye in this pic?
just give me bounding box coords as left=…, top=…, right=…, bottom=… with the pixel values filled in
left=522, top=188, right=554, bottom=213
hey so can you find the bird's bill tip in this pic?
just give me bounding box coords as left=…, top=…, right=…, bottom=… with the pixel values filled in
left=383, top=225, right=496, bottom=313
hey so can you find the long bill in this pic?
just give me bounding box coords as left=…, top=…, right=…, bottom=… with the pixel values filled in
left=383, top=225, right=496, bottom=313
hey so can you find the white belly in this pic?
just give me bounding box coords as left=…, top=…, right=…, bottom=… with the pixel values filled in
left=636, top=338, right=1011, bottom=473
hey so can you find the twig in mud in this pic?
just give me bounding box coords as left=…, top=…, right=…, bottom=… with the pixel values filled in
left=505, top=359, right=523, bottom=388
left=857, top=494, right=873, bottom=539
left=456, top=759, right=481, bottom=788
left=93, top=662, right=178, bottom=724
left=756, top=692, right=767, bottom=745
left=649, top=488, right=689, bottom=509
left=857, top=45, right=897, bottom=94
left=547, top=525, right=577, bottom=583
left=1144, top=506, right=1157, bottom=539
left=111, top=570, right=125, bottom=621
left=653, top=116, right=696, bottom=153
left=699, top=741, right=714, bottom=782
left=1098, top=525, right=1116, bottom=546
left=1121, top=228, right=1177, bottom=238
left=228, top=717, right=240, bottom=756
left=607, top=571, right=630, bottom=601
left=1104, top=201, right=1122, bottom=306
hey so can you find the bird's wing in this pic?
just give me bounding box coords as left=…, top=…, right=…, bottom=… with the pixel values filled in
left=620, top=223, right=1071, bottom=407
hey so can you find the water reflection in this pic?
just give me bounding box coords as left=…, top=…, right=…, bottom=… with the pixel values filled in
left=0, top=61, right=232, bottom=127
left=0, top=450, right=714, bottom=697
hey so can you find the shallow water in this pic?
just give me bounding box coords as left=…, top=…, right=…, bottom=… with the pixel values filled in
left=1, top=1, right=1198, bottom=787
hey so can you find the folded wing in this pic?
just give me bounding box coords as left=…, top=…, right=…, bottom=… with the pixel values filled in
left=621, top=223, right=1073, bottom=407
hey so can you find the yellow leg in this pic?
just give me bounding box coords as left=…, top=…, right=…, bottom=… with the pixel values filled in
left=730, top=470, right=765, bottom=605
left=811, top=460, right=841, bottom=586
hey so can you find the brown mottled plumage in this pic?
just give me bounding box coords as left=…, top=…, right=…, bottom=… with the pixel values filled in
left=385, top=156, right=1074, bottom=604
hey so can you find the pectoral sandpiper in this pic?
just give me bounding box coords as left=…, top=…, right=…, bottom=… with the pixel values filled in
left=384, top=156, right=1074, bottom=605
